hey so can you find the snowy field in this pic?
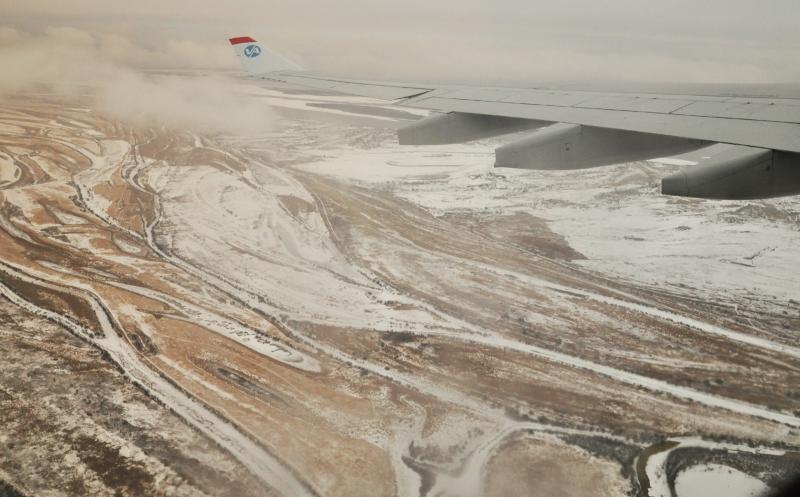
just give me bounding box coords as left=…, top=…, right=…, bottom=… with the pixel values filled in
left=0, top=85, right=797, bottom=497
left=291, top=114, right=799, bottom=316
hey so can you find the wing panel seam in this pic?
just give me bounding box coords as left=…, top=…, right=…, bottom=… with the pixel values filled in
left=439, top=97, right=800, bottom=125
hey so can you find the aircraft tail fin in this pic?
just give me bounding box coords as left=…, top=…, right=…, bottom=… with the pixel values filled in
left=228, top=36, right=302, bottom=76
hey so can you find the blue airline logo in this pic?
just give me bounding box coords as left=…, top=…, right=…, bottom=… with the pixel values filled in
left=244, top=44, right=262, bottom=58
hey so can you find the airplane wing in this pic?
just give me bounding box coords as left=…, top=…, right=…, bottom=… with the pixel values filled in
left=229, top=36, right=800, bottom=200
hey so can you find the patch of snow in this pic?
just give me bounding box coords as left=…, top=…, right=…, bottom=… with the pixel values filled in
left=646, top=437, right=783, bottom=497
left=109, top=280, right=322, bottom=373
left=0, top=261, right=315, bottom=497
left=0, top=152, right=19, bottom=186
left=674, top=464, right=771, bottom=497
left=649, top=157, right=697, bottom=166
left=48, top=206, right=88, bottom=225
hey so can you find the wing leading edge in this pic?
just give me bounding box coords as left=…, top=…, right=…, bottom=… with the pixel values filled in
left=229, top=36, right=800, bottom=199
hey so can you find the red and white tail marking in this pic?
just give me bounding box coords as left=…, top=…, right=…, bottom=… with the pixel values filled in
left=228, top=36, right=257, bottom=46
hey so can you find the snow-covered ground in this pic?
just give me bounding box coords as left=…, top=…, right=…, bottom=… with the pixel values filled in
left=1, top=87, right=797, bottom=497
left=0, top=151, right=19, bottom=187
left=294, top=123, right=800, bottom=315
left=674, top=464, right=769, bottom=497
left=644, top=437, right=783, bottom=497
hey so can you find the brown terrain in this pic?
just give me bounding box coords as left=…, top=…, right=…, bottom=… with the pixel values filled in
left=0, top=93, right=798, bottom=497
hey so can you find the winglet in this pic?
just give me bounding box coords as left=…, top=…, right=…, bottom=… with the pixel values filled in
left=228, top=35, right=303, bottom=76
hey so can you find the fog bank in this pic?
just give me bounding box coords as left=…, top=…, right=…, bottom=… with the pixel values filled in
left=0, top=26, right=271, bottom=134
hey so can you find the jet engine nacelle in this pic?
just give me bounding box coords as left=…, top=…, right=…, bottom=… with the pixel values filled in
left=661, top=146, right=800, bottom=200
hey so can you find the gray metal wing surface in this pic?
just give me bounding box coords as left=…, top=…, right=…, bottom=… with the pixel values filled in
left=230, top=36, right=800, bottom=199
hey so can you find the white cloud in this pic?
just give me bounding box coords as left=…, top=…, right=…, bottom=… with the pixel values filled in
left=0, top=26, right=272, bottom=134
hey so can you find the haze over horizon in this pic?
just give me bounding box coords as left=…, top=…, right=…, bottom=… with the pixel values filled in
left=2, top=0, right=800, bottom=86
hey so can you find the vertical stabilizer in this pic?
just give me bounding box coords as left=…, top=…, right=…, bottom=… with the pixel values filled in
left=228, top=36, right=302, bottom=75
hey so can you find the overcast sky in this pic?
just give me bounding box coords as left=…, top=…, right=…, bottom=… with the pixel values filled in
left=3, top=0, right=800, bottom=85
